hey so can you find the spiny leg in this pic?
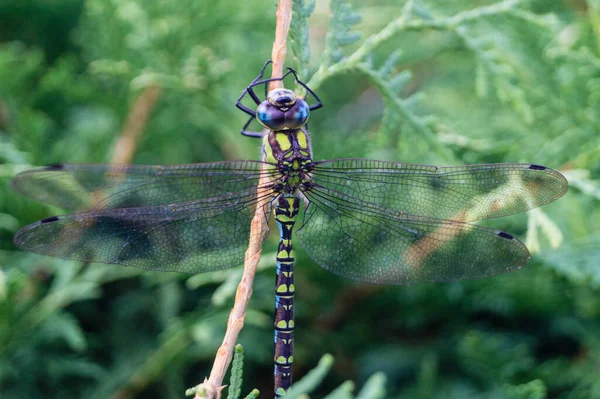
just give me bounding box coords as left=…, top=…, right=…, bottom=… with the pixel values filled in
left=236, top=67, right=293, bottom=132
left=236, top=66, right=297, bottom=138
left=273, top=195, right=299, bottom=398
left=236, top=63, right=322, bottom=138
left=240, top=115, right=264, bottom=138
left=283, top=67, right=323, bottom=111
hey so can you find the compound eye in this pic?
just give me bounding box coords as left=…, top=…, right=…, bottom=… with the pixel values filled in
left=287, top=99, right=309, bottom=128
left=267, top=88, right=297, bottom=108
left=256, top=101, right=286, bottom=130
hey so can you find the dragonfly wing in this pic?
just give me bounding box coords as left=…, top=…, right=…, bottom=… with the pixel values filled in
left=12, top=161, right=274, bottom=211
left=311, top=159, right=568, bottom=222
left=14, top=188, right=272, bottom=273
left=297, top=185, right=530, bottom=285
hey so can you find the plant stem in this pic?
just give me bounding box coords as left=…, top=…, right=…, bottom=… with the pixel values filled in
left=111, top=85, right=163, bottom=164
left=196, top=2, right=293, bottom=398
left=271, top=0, right=293, bottom=89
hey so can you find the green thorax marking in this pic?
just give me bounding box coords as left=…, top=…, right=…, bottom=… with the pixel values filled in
left=263, top=128, right=314, bottom=195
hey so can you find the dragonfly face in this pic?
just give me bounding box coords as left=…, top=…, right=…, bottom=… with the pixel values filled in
left=257, top=88, right=310, bottom=131
left=268, top=88, right=296, bottom=107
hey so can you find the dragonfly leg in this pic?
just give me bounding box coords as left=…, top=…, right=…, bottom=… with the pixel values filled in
left=240, top=115, right=264, bottom=138
left=236, top=84, right=261, bottom=116
left=248, top=69, right=296, bottom=96
left=252, top=59, right=273, bottom=84
left=282, top=67, right=323, bottom=111
left=235, top=60, right=279, bottom=116
left=236, top=92, right=259, bottom=116
left=237, top=66, right=297, bottom=138
left=238, top=62, right=323, bottom=138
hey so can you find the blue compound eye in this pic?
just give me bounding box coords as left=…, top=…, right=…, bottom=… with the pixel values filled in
left=257, top=101, right=286, bottom=130
left=287, top=99, right=309, bottom=128
left=257, top=91, right=310, bottom=130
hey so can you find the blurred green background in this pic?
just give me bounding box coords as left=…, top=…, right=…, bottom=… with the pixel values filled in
left=1, top=0, right=599, bottom=398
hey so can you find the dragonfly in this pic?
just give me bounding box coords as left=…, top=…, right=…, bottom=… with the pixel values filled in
left=12, top=60, right=568, bottom=398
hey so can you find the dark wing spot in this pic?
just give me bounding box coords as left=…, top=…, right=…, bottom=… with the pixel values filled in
left=45, top=163, right=65, bottom=170
left=528, top=164, right=546, bottom=171
left=41, top=216, right=60, bottom=224
left=497, top=231, right=514, bottom=240
left=430, top=175, right=444, bottom=189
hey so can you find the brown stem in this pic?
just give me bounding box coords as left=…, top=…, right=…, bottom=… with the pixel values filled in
left=270, top=0, right=293, bottom=90
left=111, top=85, right=163, bottom=164
left=193, top=2, right=293, bottom=398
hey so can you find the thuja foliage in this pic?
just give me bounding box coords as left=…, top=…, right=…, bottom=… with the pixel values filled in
left=186, top=345, right=260, bottom=399
left=1, top=0, right=600, bottom=398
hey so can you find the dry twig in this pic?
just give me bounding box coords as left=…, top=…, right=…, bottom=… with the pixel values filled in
left=111, top=85, right=163, bottom=164
left=194, top=1, right=293, bottom=398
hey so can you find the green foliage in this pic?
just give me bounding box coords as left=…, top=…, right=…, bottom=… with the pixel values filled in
left=1, top=0, right=600, bottom=398
left=283, top=355, right=386, bottom=399
left=322, top=0, right=362, bottom=66
left=504, top=379, right=547, bottom=399
left=185, top=345, right=257, bottom=399
left=227, top=345, right=247, bottom=399
left=290, top=0, right=316, bottom=80
left=243, top=389, right=261, bottom=399
left=284, top=354, right=334, bottom=398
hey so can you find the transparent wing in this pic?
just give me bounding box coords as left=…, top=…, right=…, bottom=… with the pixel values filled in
left=297, top=185, right=530, bottom=285
left=311, top=159, right=568, bottom=222
left=12, top=160, right=275, bottom=211
left=14, top=188, right=273, bottom=273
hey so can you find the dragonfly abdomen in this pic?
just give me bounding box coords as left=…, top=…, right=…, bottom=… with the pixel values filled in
left=273, top=195, right=299, bottom=398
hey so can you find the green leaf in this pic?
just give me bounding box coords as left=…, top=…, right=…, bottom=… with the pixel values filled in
left=41, top=311, right=87, bottom=352
left=227, top=344, right=245, bottom=399
left=322, top=381, right=354, bottom=399
left=283, top=354, right=334, bottom=398
left=503, top=379, right=547, bottom=399
left=356, top=372, right=386, bottom=399
left=539, top=237, right=600, bottom=288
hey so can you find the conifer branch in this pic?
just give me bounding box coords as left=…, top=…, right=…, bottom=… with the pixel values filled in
left=304, top=0, right=528, bottom=155
left=355, top=63, right=453, bottom=161
left=283, top=354, right=334, bottom=398
left=322, top=381, right=355, bottom=399
left=116, top=326, right=192, bottom=398
left=307, top=0, right=525, bottom=90
left=242, top=390, right=260, bottom=399
left=225, top=345, right=245, bottom=399
left=355, top=372, right=386, bottom=399
left=290, top=0, right=316, bottom=81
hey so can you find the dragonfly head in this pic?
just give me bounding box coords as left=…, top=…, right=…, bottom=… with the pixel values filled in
left=256, top=88, right=310, bottom=131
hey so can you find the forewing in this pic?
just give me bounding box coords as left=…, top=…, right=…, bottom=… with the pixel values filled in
left=311, top=159, right=568, bottom=222
left=14, top=188, right=272, bottom=273
left=12, top=161, right=274, bottom=211
left=297, top=185, right=530, bottom=285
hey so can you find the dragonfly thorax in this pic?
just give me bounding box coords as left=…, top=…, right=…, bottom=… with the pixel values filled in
left=257, top=89, right=310, bottom=131
left=265, top=129, right=314, bottom=195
